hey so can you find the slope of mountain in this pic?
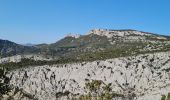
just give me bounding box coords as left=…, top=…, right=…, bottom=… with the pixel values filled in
left=0, top=39, right=38, bottom=57
left=4, top=51, right=170, bottom=100
left=1, top=29, right=170, bottom=62
left=35, top=29, right=170, bottom=62
left=0, top=29, right=170, bottom=65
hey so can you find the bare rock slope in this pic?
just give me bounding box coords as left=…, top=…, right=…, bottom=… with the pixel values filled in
left=6, top=51, right=170, bottom=100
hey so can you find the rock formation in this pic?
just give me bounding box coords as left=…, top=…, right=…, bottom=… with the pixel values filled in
left=4, top=51, right=170, bottom=100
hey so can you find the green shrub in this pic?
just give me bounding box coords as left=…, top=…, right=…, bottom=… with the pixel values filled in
left=72, top=80, right=123, bottom=100
left=161, top=93, right=170, bottom=100
left=161, top=95, right=166, bottom=100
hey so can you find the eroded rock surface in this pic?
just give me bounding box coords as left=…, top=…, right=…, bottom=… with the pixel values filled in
left=6, top=51, right=170, bottom=100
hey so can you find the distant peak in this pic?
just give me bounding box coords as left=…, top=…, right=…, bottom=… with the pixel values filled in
left=23, top=43, right=36, bottom=46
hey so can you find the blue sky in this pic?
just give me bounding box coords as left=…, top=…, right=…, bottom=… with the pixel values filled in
left=0, top=0, right=170, bottom=44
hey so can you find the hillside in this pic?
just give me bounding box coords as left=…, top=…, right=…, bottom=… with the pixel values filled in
left=3, top=51, right=170, bottom=100
left=1, top=29, right=170, bottom=62
left=35, top=29, right=170, bottom=62
left=0, top=29, right=170, bottom=69
left=0, top=39, right=38, bottom=57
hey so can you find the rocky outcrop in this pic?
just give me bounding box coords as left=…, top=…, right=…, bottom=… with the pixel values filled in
left=2, top=87, right=38, bottom=100
left=88, top=29, right=151, bottom=37
left=5, top=51, right=170, bottom=100
left=0, top=55, right=52, bottom=64
left=65, top=33, right=81, bottom=39
left=88, top=29, right=170, bottom=43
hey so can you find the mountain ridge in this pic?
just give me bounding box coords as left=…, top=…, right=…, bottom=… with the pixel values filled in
left=1, top=29, right=170, bottom=62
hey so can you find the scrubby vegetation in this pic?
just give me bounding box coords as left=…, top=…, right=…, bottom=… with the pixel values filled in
left=161, top=93, right=170, bottom=100
left=71, top=80, right=124, bottom=100
left=1, top=41, right=170, bottom=71
left=0, top=67, right=11, bottom=98
left=0, top=39, right=38, bottom=58
left=1, top=33, right=170, bottom=71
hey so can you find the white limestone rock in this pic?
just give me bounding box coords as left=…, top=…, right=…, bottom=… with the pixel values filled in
left=0, top=54, right=52, bottom=64
left=65, top=33, right=81, bottom=38
left=7, top=51, right=170, bottom=100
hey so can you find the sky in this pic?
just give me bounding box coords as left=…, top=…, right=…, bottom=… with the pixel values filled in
left=0, top=0, right=170, bottom=44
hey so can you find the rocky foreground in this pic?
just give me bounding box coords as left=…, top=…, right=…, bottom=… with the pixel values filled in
left=2, top=51, right=170, bottom=100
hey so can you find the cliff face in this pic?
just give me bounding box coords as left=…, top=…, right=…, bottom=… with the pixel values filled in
left=6, top=51, right=170, bottom=100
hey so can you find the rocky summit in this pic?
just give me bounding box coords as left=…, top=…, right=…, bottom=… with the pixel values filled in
left=1, top=29, right=170, bottom=100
